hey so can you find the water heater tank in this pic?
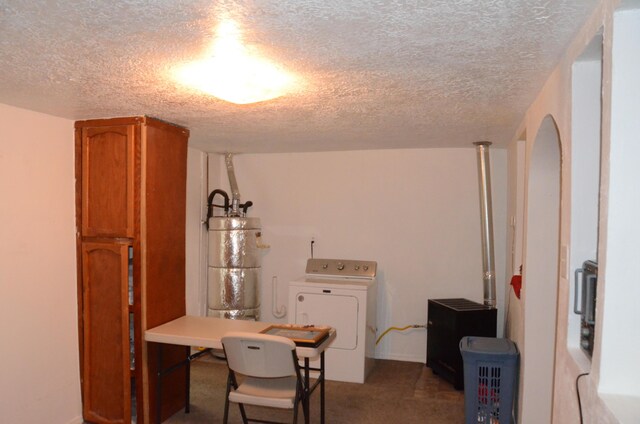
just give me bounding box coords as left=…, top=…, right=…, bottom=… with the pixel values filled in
left=207, top=216, right=262, bottom=320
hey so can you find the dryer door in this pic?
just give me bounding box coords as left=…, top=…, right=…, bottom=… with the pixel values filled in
left=294, top=292, right=358, bottom=350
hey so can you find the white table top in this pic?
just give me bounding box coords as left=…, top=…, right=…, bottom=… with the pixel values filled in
left=145, top=315, right=336, bottom=359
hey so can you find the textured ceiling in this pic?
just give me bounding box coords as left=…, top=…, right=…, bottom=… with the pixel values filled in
left=0, top=0, right=598, bottom=153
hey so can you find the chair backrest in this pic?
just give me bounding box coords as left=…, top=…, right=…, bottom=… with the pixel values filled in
left=222, top=332, right=298, bottom=378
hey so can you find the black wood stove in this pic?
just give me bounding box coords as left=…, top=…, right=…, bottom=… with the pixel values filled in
left=426, top=298, right=497, bottom=389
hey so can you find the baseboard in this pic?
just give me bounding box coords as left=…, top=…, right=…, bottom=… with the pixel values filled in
left=66, top=415, right=84, bottom=424
left=375, top=352, right=425, bottom=363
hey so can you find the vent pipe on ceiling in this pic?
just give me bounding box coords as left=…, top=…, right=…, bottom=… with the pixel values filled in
left=474, top=141, right=497, bottom=308
left=225, top=153, right=241, bottom=216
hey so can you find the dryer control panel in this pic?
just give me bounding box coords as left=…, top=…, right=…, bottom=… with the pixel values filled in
left=305, top=258, right=377, bottom=279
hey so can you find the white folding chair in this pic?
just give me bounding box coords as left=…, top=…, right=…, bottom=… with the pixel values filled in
left=221, top=332, right=305, bottom=424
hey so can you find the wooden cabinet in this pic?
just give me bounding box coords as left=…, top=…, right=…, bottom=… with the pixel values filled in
left=81, top=125, right=135, bottom=238
left=81, top=241, right=131, bottom=424
left=75, top=117, right=189, bottom=424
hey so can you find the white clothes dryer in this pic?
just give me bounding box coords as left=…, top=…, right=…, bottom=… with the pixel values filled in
left=288, top=258, right=377, bottom=383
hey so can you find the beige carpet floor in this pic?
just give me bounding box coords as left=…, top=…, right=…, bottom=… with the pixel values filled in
left=165, top=356, right=465, bottom=424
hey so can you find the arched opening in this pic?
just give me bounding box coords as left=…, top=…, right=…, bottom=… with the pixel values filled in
left=520, top=115, right=561, bottom=422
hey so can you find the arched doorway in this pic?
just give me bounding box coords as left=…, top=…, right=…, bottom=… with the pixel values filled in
left=520, top=115, right=561, bottom=422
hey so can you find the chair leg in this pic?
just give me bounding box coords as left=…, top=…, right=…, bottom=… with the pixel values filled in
left=237, top=403, right=248, bottom=424
left=293, top=385, right=303, bottom=424
left=292, top=402, right=299, bottom=424
left=228, top=371, right=249, bottom=424
left=223, top=373, right=232, bottom=424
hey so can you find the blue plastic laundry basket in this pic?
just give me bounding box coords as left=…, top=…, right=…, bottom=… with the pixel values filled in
left=460, top=336, right=518, bottom=424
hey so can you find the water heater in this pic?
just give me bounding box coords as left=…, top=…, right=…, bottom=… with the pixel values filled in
left=207, top=216, right=263, bottom=320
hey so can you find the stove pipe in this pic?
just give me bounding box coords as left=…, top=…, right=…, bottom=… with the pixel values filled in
left=225, top=153, right=241, bottom=216
left=474, top=141, right=496, bottom=308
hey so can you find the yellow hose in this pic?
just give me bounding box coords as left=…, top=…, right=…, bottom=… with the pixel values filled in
left=376, top=324, right=426, bottom=345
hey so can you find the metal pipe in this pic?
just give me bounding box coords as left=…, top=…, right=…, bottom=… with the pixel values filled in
left=271, top=276, right=287, bottom=318
left=474, top=141, right=496, bottom=308
left=225, top=153, right=241, bottom=215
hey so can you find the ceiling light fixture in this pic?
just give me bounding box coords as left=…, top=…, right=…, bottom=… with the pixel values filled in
left=174, top=20, right=297, bottom=105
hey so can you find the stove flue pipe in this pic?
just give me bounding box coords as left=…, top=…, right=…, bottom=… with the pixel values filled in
left=474, top=141, right=497, bottom=308
left=225, top=153, right=241, bottom=216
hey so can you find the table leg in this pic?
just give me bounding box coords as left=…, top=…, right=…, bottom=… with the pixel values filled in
left=156, top=343, right=163, bottom=424
left=320, top=352, right=325, bottom=424
left=304, top=357, right=310, bottom=424
left=185, top=346, right=191, bottom=413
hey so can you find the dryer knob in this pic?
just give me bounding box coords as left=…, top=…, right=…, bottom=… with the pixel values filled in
left=337, top=262, right=345, bottom=270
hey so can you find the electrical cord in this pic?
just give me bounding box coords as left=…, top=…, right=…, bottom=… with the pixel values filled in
left=376, top=324, right=426, bottom=345
left=576, top=372, right=589, bottom=424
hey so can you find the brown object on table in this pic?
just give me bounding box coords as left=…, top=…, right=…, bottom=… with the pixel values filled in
left=260, top=324, right=331, bottom=347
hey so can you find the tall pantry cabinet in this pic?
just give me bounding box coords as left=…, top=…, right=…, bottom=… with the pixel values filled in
left=75, top=117, right=189, bottom=424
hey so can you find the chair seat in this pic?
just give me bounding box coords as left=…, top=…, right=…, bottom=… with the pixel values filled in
left=229, top=376, right=299, bottom=409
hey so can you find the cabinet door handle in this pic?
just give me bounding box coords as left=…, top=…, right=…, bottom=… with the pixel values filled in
left=574, top=268, right=583, bottom=315
left=584, top=274, right=597, bottom=325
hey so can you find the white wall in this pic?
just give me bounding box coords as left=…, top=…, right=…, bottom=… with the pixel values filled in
left=505, top=140, right=525, bottom=351
left=208, top=148, right=507, bottom=362
left=185, top=147, right=208, bottom=317
left=569, top=49, right=602, bottom=358
left=0, top=103, right=82, bottom=423
left=521, top=115, right=561, bottom=424
left=599, top=3, right=640, bottom=405
left=507, top=1, right=639, bottom=422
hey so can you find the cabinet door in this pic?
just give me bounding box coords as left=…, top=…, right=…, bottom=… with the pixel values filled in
left=81, top=125, right=135, bottom=237
left=82, top=241, right=131, bottom=424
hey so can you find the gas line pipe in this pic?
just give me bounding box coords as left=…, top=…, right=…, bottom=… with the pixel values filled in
left=376, top=324, right=426, bottom=345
